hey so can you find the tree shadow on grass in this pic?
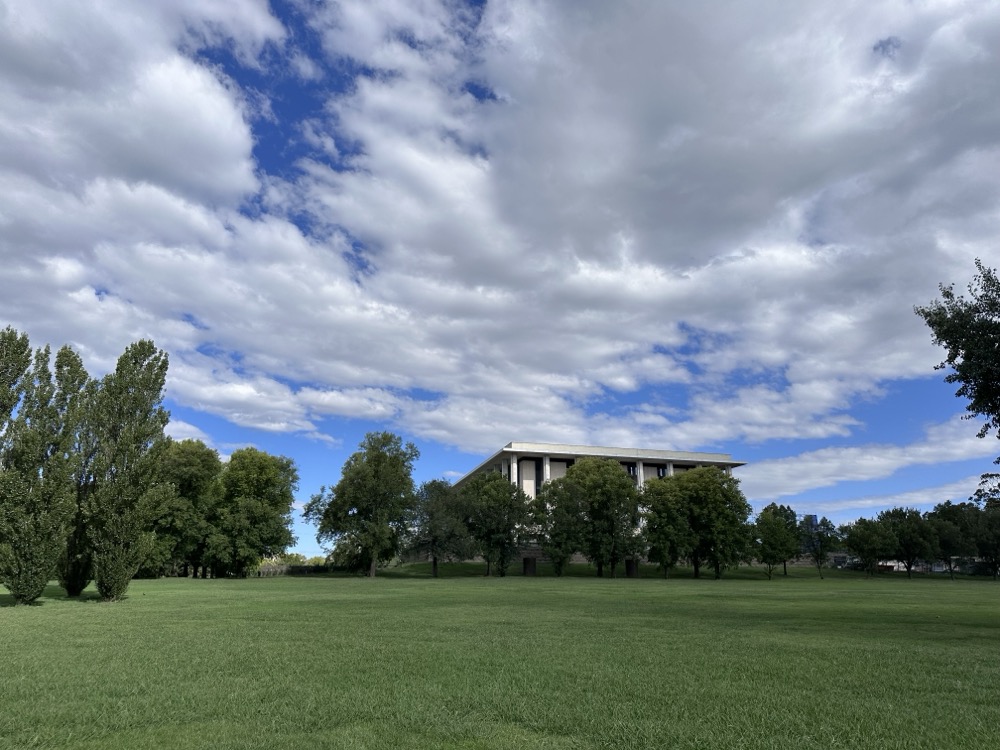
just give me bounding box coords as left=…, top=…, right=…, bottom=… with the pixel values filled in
left=0, top=582, right=102, bottom=607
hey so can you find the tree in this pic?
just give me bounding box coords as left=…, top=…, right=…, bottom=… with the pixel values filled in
left=654, top=467, right=751, bottom=579
left=87, top=340, right=170, bottom=601
left=799, top=515, right=840, bottom=579
left=925, top=502, right=978, bottom=579
left=841, top=517, right=896, bottom=577
left=147, top=438, right=223, bottom=577
left=0, top=336, right=84, bottom=604
left=642, top=478, right=694, bottom=578
left=462, top=471, right=530, bottom=577
left=206, top=447, right=297, bottom=578
left=916, top=260, right=1000, bottom=494
left=975, top=505, right=1000, bottom=580
left=564, top=458, right=641, bottom=578
left=406, top=479, right=472, bottom=577
left=305, top=432, right=418, bottom=577
left=760, top=503, right=798, bottom=575
left=876, top=507, right=936, bottom=579
left=753, top=506, right=799, bottom=580
left=532, top=476, right=587, bottom=576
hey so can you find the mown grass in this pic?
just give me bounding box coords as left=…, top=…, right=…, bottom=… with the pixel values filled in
left=2, top=568, right=998, bottom=749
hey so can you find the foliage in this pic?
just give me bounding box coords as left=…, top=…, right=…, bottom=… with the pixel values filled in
left=753, top=506, right=799, bottom=580
left=650, top=467, right=751, bottom=579
left=146, top=438, right=224, bottom=577
left=532, top=476, right=586, bottom=576
left=916, top=260, right=1000, bottom=497
left=877, top=507, right=936, bottom=579
left=840, top=518, right=896, bottom=576
left=642, top=478, right=695, bottom=577
left=565, top=458, right=641, bottom=578
left=305, top=431, right=418, bottom=576
left=209, top=447, right=298, bottom=578
left=798, top=516, right=840, bottom=579
left=86, top=340, right=170, bottom=600
left=406, top=479, right=472, bottom=577
left=0, top=334, right=84, bottom=603
left=461, top=471, right=530, bottom=577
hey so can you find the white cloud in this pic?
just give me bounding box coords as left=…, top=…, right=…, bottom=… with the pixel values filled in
left=3, top=0, right=1000, bottom=476
left=739, top=416, right=998, bottom=499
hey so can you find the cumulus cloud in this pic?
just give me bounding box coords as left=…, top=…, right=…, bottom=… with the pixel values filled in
left=2, top=0, right=1000, bottom=477
left=739, top=416, right=998, bottom=500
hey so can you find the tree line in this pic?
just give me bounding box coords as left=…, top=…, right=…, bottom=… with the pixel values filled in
left=0, top=327, right=297, bottom=604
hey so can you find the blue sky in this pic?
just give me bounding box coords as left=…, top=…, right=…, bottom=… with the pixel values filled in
left=2, top=1, right=999, bottom=558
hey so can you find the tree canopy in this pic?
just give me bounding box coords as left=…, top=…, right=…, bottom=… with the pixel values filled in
left=305, top=431, right=419, bottom=577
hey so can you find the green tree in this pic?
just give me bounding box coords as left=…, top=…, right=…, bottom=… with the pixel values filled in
left=841, top=517, right=896, bottom=577
left=925, top=502, right=978, bottom=579
left=145, top=439, right=223, bottom=577
left=655, top=467, right=751, bottom=579
left=975, top=505, right=1000, bottom=580
left=565, top=458, right=641, bottom=578
left=642, top=478, right=694, bottom=578
left=211, top=447, right=297, bottom=578
left=305, top=432, right=418, bottom=577
left=462, top=471, right=530, bottom=577
left=877, top=507, right=936, bottom=579
left=753, top=506, right=799, bottom=580
left=533, top=476, right=586, bottom=576
left=799, top=515, right=840, bottom=579
left=406, top=479, right=472, bottom=577
left=761, top=503, right=799, bottom=575
left=87, top=340, right=170, bottom=601
left=916, top=260, right=1000, bottom=495
left=0, top=338, right=84, bottom=604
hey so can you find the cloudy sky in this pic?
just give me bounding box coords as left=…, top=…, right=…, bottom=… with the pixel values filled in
left=2, top=0, right=998, bottom=556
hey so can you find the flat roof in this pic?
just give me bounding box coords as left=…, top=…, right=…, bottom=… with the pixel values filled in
left=455, top=441, right=745, bottom=487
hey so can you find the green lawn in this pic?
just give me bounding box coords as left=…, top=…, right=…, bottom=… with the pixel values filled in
left=2, top=569, right=998, bottom=749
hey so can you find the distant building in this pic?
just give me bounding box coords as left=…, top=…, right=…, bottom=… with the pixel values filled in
left=455, top=441, right=745, bottom=499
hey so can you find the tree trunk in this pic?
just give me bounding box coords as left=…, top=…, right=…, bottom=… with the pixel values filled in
left=596, top=561, right=604, bottom=578
left=432, top=555, right=439, bottom=578
left=692, top=557, right=700, bottom=579
left=610, top=561, right=617, bottom=579
left=783, top=560, right=788, bottom=576
left=714, top=561, right=721, bottom=579
left=368, top=557, right=377, bottom=577
left=485, top=560, right=491, bottom=577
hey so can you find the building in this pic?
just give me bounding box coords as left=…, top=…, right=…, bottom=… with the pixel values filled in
left=455, top=441, right=745, bottom=499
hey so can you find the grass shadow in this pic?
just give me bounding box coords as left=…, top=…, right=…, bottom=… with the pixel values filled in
left=0, top=582, right=102, bottom=607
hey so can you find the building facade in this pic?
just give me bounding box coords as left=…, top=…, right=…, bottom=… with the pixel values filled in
left=455, top=441, right=745, bottom=499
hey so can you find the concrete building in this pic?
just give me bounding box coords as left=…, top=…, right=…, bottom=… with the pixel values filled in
left=455, top=441, right=745, bottom=499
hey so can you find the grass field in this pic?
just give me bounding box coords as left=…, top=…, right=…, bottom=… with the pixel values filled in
left=2, top=567, right=999, bottom=749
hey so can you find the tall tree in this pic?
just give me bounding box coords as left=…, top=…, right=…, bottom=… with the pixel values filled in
left=406, top=479, right=472, bottom=577
left=149, top=438, right=223, bottom=577
left=841, top=517, right=896, bottom=577
left=656, top=467, right=751, bottom=579
left=462, top=471, right=530, bottom=577
left=0, top=337, right=86, bottom=604
left=916, top=260, right=1000, bottom=495
left=877, top=508, right=936, bottom=579
left=761, top=503, right=799, bottom=575
left=87, top=340, right=170, bottom=601
left=925, top=502, right=978, bottom=579
left=533, top=476, right=586, bottom=576
left=0, top=347, right=67, bottom=603
left=799, top=516, right=840, bottom=579
left=566, top=458, right=641, bottom=578
left=305, top=432, right=418, bottom=577
left=753, top=506, right=799, bottom=580
left=210, top=447, right=297, bottom=577
left=642, top=477, right=695, bottom=578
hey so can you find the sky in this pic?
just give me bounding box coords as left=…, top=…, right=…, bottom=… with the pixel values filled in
left=2, top=0, right=999, bottom=558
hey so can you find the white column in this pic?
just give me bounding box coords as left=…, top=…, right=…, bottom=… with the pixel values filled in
left=636, top=460, right=644, bottom=489
left=509, top=453, right=518, bottom=489
left=666, top=462, right=674, bottom=477
left=543, top=455, right=551, bottom=484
